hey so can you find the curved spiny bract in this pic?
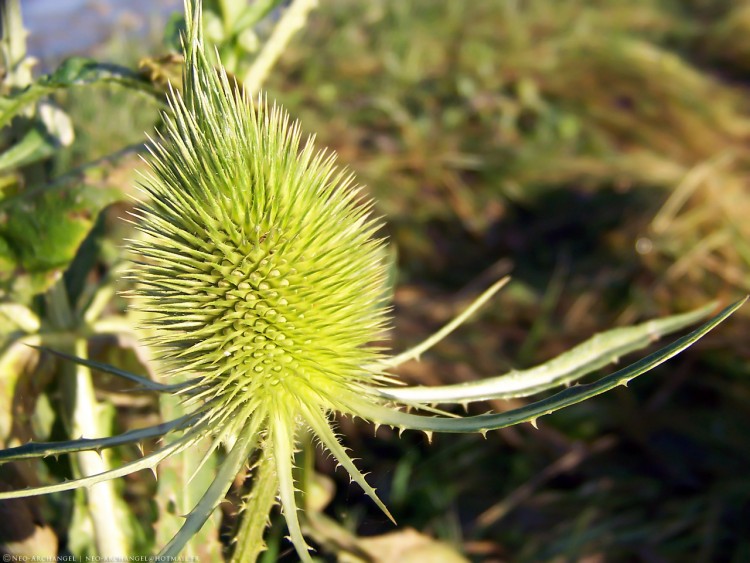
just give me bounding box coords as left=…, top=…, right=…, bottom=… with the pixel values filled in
left=377, top=300, right=718, bottom=404
left=351, top=298, right=745, bottom=433
left=0, top=414, right=194, bottom=462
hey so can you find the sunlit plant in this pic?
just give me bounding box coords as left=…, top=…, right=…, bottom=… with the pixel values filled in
left=0, top=1, right=744, bottom=561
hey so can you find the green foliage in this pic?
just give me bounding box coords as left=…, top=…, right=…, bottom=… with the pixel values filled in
left=0, top=185, right=119, bottom=301
left=0, top=57, right=161, bottom=129
left=268, top=0, right=750, bottom=292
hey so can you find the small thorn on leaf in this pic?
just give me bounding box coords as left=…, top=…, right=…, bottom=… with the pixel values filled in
left=529, top=418, right=539, bottom=429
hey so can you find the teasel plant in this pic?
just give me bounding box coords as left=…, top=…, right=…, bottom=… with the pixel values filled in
left=0, top=1, right=745, bottom=561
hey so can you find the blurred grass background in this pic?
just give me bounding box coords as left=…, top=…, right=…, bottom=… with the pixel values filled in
left=30, top=0, right=750, bottom=561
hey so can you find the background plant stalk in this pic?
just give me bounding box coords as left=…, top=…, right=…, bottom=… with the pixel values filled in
left=45, top=279, right=128, bottom=557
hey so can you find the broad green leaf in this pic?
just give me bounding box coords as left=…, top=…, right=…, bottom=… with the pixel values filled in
left=0, top=57, right=162, bottom=129
left=0, top=183, right=120, bottom=301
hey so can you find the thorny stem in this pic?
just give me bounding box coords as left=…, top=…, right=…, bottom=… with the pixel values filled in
left=241, top=0, right=318, bottom=92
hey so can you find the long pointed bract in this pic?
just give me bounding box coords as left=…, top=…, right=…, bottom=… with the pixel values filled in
left=378, top=301, right=717, bottom=404
left=159, top=418, right=260, bottom=558
left=351, top=299, right=745, bottom=432
left=0, top=414, right=195, bottom=461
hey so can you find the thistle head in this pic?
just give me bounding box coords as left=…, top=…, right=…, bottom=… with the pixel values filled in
left=123, top=3, right=397, bottom=558
left=130, top=22, right=390, bottom=417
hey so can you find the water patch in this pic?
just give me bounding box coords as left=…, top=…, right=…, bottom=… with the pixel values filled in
left=23, top=0, right=181, bottom=64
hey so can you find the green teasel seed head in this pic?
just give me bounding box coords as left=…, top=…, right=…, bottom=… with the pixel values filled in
left=130, top=43, right=390, bottom=414
left=123, top=3, right=400, bottom=559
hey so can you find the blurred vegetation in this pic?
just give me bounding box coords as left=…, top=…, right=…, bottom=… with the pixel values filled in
left=1, top=0, right=748, bottom=561
left=265, top=1, right=750, bottom=561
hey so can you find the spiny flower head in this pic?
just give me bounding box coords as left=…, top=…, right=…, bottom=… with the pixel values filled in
left=131, top=52, right=390, bottom=422
left=129, top=2, right=398, bottom=558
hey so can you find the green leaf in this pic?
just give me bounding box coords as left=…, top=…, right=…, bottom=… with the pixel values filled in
left=0, top=123, right=58, bottom=172
left=0, top=183, right=120, bottom=300
left=0, top=57, right=162, bottom=129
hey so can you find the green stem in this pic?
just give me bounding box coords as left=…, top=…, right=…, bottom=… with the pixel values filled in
left=241, top=0, right=318, bottom=92
left=0, top=0, right=32, bottom=88
left=69, top=338, right=129, bottom=556
left=45, top=280, right=129, bottom=557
